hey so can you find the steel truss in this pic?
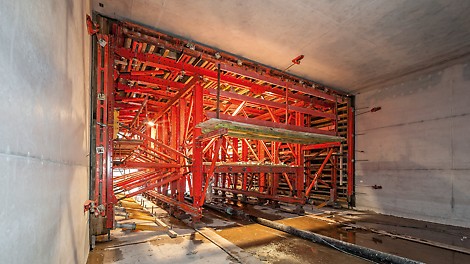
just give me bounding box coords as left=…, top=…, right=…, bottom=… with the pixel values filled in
left=88, top=16, right=355, bottom=225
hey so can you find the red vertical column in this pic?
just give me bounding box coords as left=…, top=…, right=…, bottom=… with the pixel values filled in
left=178, top=99, right=186, bottom=202
left=258, top=141, right=266, bottom=193
left=295, top=113, right=304, bottom=199
left=95, top=33, right=115, bottom=229
left=347, top=102, right=355, bottom=206
left=162, top=114, right=169, bottom=152
left=156, top=116, right=163, bottom=194
left=162, top=113, right=169, bottom=195
left=241, top=140, right=248, bottom=191
left=331, top=156, right=337, bottom=202
left=94, top=34, right=104, bottom=204
left=105, top=34, right=116, bottom=229
left=192, top=82, right=203, bottom=208
left=170, top=105, right=178, bottom=198
left=232, top=138, right=239, bottom=162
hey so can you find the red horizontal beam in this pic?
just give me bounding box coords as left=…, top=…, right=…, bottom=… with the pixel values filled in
left=121, top=22, right=336, bottom=97
left=302, top=142, right=341, bottom=151
left=116, top=82, right=177, bottom=100
left=206, top=89, right=335, bottom=119
left=220, top=63, right=341, bottom=102
left=115, top=162, right=181, bottom=168
left=114, top=104, right=141, bottom=111
left=213, top=187, right=305, bottom=204
left=115, top=48, right=338, bottom=103
left=205, top=164, right=297, bottom=174
left=119, top=74, right=185, bottom=90
left=125, top=70, right=165, bottom=76
left=145, top=191, right=201, bottom=217
left=115, top=97, right=146, bottom=103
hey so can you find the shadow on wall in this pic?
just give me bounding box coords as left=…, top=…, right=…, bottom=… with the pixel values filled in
left=463, top=61, right=470, bottom=81
left=357, top=70, right=443, bottom=108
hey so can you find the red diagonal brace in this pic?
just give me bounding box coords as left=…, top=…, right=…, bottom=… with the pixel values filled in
left=122, top=173, right=183, bottom=199
left=198, top=136, right=223, bottom=206
left=305, top=148, right=334, bottom=197
left=120, top=124, right=188, bottom=160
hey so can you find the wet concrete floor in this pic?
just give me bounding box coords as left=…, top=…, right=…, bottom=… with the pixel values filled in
left=207, top=203, right=470, bottom=264
left=88, top=197, right=470, bottom=264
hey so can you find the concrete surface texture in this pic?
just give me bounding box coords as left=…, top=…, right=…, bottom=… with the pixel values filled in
left=355, top=57, right=470, bottom=227
left=92, top=0, right=470, bottom=93
left=90, top=229, right=239, bottom=264
left=0, top=0, right=92, bottom=263
left=88, top=197, right=242, bottom=264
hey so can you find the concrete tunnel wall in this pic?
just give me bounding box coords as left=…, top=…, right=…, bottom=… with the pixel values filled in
left=0, top=0, right=91, bottom=263
left=355, top=57, right=470, bottom=228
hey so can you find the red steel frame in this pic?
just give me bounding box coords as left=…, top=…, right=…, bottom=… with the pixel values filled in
left=88, top=16, right=355, bottom=224
left=347, top=102, right=355, bottom=205
left=92, top=33, right=116, bottom=229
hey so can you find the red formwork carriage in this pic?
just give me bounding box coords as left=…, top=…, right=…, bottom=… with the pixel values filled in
left=87, top=15, right=355, bottom=229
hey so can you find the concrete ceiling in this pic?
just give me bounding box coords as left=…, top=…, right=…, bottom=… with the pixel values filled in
left=93, top=0, right=470, bottom=94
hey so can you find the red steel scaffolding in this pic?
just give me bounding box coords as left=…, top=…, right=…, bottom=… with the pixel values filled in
left=86, top=15, right=355, bottom=229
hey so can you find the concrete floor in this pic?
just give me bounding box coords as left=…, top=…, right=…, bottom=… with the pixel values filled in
left=87, top=198, right=240, bottom=264
left=88, top=197, right=470, bottom=264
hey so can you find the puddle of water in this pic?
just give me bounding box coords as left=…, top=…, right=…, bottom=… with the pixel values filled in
left=277, top=215, right=470, bottom=264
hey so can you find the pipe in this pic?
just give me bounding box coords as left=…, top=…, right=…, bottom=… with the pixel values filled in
left=204, top=202, right=236, bottom=216
left=115, top=222, right=136, bottom=230
left=252, top=216, right=423, bottom=264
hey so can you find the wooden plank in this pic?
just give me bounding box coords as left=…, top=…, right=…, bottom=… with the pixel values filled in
left=197, top=118, right=344, bottom=144
left=196, top=227, right=262, bottom=264
left=206, top=112, right=337, bottom=136
left=154, top=218, right=178, bottom=238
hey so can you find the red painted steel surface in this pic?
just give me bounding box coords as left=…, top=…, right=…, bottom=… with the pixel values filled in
left=347, top=105, right=355, bottom=206
left=90, top=16, right=354, bottom=222
left=93, top=33, right=116, bottom=229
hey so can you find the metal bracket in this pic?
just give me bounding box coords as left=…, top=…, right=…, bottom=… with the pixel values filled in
left=84, top=200, right=100, bottom=217
left=186, top=41, right=195, bottom=50
left=96, top=121, right=107, bottom=127
left=96, top=146, right=105, bottom=154
left=98, top=93, right=106, bottom=101
left=86, top=15, right=100, bottom=35
left=98, top=38, right=107, bottom=47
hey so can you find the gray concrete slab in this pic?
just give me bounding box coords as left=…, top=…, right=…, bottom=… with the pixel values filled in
left=89, top=233, right=239, bottom=264
left=88, top=197, right=247, bottom=264
left=92, top=0, right=470, bottom=92
left=0, top=0, right=91, bottom=263
left=355, top=59, right=470, bottom=228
